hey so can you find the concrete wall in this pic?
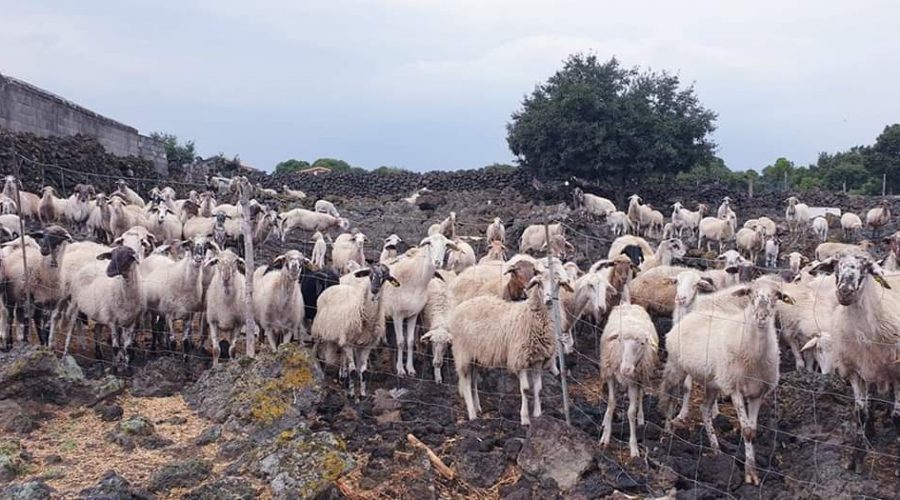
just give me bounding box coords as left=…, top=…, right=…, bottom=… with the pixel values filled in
left=0, top=73, right=167, bottom=175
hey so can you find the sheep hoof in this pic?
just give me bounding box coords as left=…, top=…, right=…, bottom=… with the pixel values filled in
left=744, top=469, right=760, bottom=486
left=395, top=366, right=407, bottom=377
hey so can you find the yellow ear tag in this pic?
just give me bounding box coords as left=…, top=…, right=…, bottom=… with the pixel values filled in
left=649, top=338, right=659, bottom=352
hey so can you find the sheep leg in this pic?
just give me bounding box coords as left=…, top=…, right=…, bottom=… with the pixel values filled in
left=197, top=313, right=208, bottom=354
left=404, top=315, right=418, bottom=376
left=0, top=305, right=8, bottom=352
left=600, top=380, right=615, bottom=447
left=627, top=382, right=640, bottom=458
left=846, top=374, right=871, bottom=472
left=431, top=344, right=443, bottom=384
left=392, top=317, right=407, bottom=377
left=731, top=392, right=759, bottom=485
left=518, top=370, right=531, bottom=426
left=531, top=368, right=543, bottom=418
left=265, top=326, right=278, bottom=352
left=48, top=305, right=62, bottom=349
left=672, top=375, right=692, bottom=425
left=358, top=347, right=372, bottom=397
left=93, top=322, right=104, bottom=360
left=637, top=387, right=645, bottom=426
left=458, top=365, right=477, bottom=420
left=33, top=303, right=47, bottom=346
left=181, top=315, right=195, bottom=355
left=3, top=299, right=15, bottom=350
left=700, top=387, right=720, bottom=453
left=166, top=317, right=178, bottom=354
left=122, top=326, right=135, bottom=368
left=343, top=346, right=357, bottom=397
left=788, top=339, right=805, bottom=371
left=472, top=366, right=482, bottom=414
left=892, top=385, right=900, bottom=477
left=209, top=323, right=221, bottom=367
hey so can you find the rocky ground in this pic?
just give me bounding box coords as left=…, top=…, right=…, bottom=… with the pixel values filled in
left=3, top=176, right=900, bottom=498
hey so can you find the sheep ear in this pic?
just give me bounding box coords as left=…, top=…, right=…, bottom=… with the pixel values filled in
left=604, top=332, right=620, bottom=342
left=29, top=231, right=44, bottom=239
left=526, top=276, right=541, bottom=290
left=432, top=271, right=445, bottom=282
left=96, top=252, right=113, bottom=261
left=731, top=287, right=752, bottom=298
left=236, top=259, right=246, bottom=275
left=352, top=268, right=371, bottom=278
left=800, top=337, right=819, bottom=352
left=697, top=278, right=716, bottom=293
left=303, top=258, right=318, bottom=271
left=387, top=275, right=401, bottom=287
left=204, top=257, right=219, bottom=268
left=560, top=280, right=574, bottom=293
left=446, top=241, right=460, bottom=251
left=776, top=291, right=796, bottom=305
left=808, top=258, right=836, bottom=276
left=269, top=255, right=285, bottom=270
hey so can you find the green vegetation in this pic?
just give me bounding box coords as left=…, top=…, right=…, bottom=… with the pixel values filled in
left=506, top=53, right=717, bottom=195
left=150, top=132, right=196, bottom=165
left=274, top=159, right=311, bottom=175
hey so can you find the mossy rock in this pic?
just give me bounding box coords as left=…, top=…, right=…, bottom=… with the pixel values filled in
left=0, top=438, right=31, bottom=482
left=253, top=430, right=354, bottom=500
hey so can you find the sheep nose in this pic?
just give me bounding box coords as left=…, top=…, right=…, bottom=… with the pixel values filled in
left=621, top=365, right=635, bottom=378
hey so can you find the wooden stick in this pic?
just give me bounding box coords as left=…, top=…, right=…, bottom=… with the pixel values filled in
left=407, top=434, right=455, bottom=480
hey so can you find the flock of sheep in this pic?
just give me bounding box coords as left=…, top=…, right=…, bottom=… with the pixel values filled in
left=1, top=174, right=900, bottom=487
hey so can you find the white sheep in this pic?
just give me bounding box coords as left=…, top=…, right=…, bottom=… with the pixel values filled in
left=755, top=216, right=777, bottom=238
left=736, top=224, right=765, bottom=263
left=447, top=238, right=476, bottom=273
left=314, top=199, right=340, bottom=218
left=716, top=196, right=732, bottom=219
left=782, top=251, right=809, bottom=278
left=776, top=274, right=837, bottom=371
left=65, top=246, right=144, bottom=368
left=38, top=186, right=67, bottom=223
left=574, top=188, right=616, bottom=217
left=883, top=231, right=900, bottom=272
left=808, top=254, right=900, bottom=473
left=478, top=240, right=507, bottom=264
left=785, top=196, right=810, bottom=234
left=383, top=234, right=456, bottom=376
left=671, top=269, right=716, bottom=324
left=65, top=184, right=95, bottom=231
left=599, top=303, right=658, bottom=457
left=841, top=212, right=863, bottom=241
left=450, top=263, right=573, bottom=425
left=282, top=185, right=307, bottom=201
left=519, top=223, right=563, bottom=254
left=278, top=208, right=349, bottom=241
left=379, top=234, right=403, bottom=263
left=608, top=235, right=654, bottom=265
left=814, top=240, right=875, bottom=261
left=764, top=236, right=781, bottom=269
left=626, top=194, right=654, bottom=236
left=639, top=238, right=686, bottom=272
left=812, top=216, right=829, bottom=242
left=450, top=255, right=538, bottom=304
left=486, top=217, right=506, bottom=244
left=146, top=204, right=183, bottom=244
left=85, top=193, right=113, bottom=243
left=331, top=232, right=367, bottom=274
left=672, top=203, right=708, bottom=239
left=420, top=269, right=455, bottom=383
left=606, top=211, right=632, bottom=237
left=204, top=250, right=246, bottom=366
left=109, top=196, right=150, bottom=238
left=253, top=250, right=310, bottom=350
left=664, top=281, right=795, bottom=485
left=0, top=194, right=17, bottom=215
left=2, top=176, right=39, bottom=220
left=198, top=191, right=217, bottom=217
left=0, top=214, right=21, bottom=239
left=702, top=250, right=750, bottom=290
left=114, top=180, right=145, bottom=207
left=865, top=199, right=892, bottom=238
left=697, top=214, right=736, bottom=253
left=647, top=209, right=665, bottom=238
left=312, top=264, right=397, bottom=396
left=311, top=231, right=328, bottom=269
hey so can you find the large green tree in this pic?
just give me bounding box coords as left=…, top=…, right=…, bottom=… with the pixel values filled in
left=274, top=159, right=310, bottom=174
left=864, top=124, right=900, bottom=194
left=150, top=132, right=196, bottom=166
left=506, top=54, right=717, bottom=193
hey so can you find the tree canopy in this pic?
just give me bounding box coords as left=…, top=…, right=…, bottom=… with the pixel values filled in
left=506, top=54, right=717, bottom=190
left=150, top=132, right=196, bottom=166
left=274, top=159, right=310, bottom=175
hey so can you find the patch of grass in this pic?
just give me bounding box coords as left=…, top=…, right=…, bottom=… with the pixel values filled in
left=60, top=440, right=78, bottom=453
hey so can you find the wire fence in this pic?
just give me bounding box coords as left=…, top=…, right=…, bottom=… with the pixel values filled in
left=2, top=159, right=900, bottom=495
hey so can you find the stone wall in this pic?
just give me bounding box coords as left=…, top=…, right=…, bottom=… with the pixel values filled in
left=0, top=73, right=167, bottom=175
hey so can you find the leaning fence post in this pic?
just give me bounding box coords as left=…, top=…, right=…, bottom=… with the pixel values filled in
left=12, top=152, right=33, bottom=344
left=234, top=176, right=259, bottom=358
left=544, top=219, right=571, bottom=425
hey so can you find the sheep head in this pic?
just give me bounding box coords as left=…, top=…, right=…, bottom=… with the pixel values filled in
left=811, top=254, right=891, bottom=305
left=674, top=271, right=715, bottom=307
left=605, top=325, right=656, bottom=379
left=98, top=246, right=139, bottom=278
left=30, top=225, right=73, bottom=267
left=731, top=283, right=795, bottom=327
left=420, top=233, right=457, bottom=269
left=352, top=263, right=399, bottom=299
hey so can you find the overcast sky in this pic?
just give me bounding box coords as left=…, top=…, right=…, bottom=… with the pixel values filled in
left=2, top=1, right=899, bottom=172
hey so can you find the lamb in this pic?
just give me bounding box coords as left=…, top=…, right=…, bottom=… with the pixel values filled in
left=311, top=232, right=328, bottom=269
left=0, top=195, right=17, bottom=215
left=755, top=216, right=777, bottom=237
left=2, top=175, right=39, bottom=219
left=519, top=223, right=563, bottom=254
left=85, top=193, right=114, bottom=243
left=114, top=179, right=145, bottom=207
left=2, top=226, right=73, bottom=348
left=282, top=185, right=307, bottom=201
left=671, top=203, right=708, bottom=239
left=486, top=217, right=506, bottom=243
left=736, top=224, right=765, bottom=263
left=808, top=254, right=900, bottom=475
left=207, top=175, right=232, bottom=195
left=65, top=184, right=95, bottom=231
left=312, top=264, right=398, bottom=396
left=626, top=194, right=654, bottom=236
left=447, top=238, right=476, bottom=272
left=785, top=196, right=810, bottom=234
left=65, top=246, right=143, bottom=368
left=379, top=234, right=404, bottom=263
left=865, top=199, right=892, bottom=238
left=331, top=232, right=367, bottom=274
left=383, top=234, right=456, bottom=376
left=782, top=251, right=809, bottom=279
left=841, top=212, right=863, bottom=241
left=204, top=250, right=246, bottom=366
left=663, top=281, right=795, bottom=484
left=697, top=213, right=736, bottom=253
left=450, top=255, right=538, bottom=304
left=278, top=208, right=349, bottom=241
left=814, top=240, right=875, bottom=261
left=573, top=188, right=616, bottom=217
left=764, top=236, right=781, bottom=269
left=479, top=240, right=507, bottom=263
left=314, top=199, right=340, bottom=218
left=38, top=186, right=67, bottom=223
left=716, top=196, right=732, bottom=219
left=420, top=269, right=455, bottom=383
left=109, top=196, right=150, bottom=238
left=605, top=211, right=631, bottom=236
left=812, top=216, right=829, bottom=242
left=450, top=263, right=573, bottom=425
left=702, top=250, right=751, bottom=290
left=253, top=250, right=310, bottom=350
left=647, top=209, right=665, bottom=239
left=599, top=303, right=658, bottom=457
left=640, top=238, right=686, bottom=271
